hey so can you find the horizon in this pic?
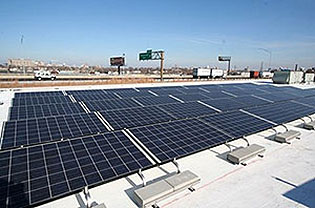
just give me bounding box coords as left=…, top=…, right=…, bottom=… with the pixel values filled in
left=1, top=0, right=315, bottom=69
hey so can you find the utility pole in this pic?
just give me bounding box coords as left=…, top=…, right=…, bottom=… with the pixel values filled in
left=160, top=51, right=164, bottom=81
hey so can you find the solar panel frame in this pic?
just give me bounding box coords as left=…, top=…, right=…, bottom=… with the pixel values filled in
left=9, top=102, right=86, bottom=120
left=200, top=98, right=247, bottom=111
left=12, top=96, right=72, bottom=107
left=133, top=96, right=180, bottom=106
left=157, top=102, right=218, bottom=119
left=129, top=118, right=232, bottom=163
left=0, top=131, right=153, bottom=208
left=244, top=101, right=315, bottom=124
left=170, top=93, right=209, bottom=102
left=1, top=113, right=108, bottom=150
left=84, top=98, right=141, bottom=111
left=200, top=110, right=274, bottom=139
left=99, top=106, right=176, bottom=130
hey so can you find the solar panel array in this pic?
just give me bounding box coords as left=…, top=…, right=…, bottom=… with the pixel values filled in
left=9, top=103, right=86, bottom=120
left=129, top=119, right=231, bottom=162
left=1, top=83, right=315, bottom=207
left=0, top=131, right=152, bottom=208
left=1, top=113, right=108, bottom=150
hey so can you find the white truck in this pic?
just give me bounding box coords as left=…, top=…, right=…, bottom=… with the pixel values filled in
left=34, top=71, right=56, bottom=81
left=211, top=69, right=224, bottom=78
left=193, top=68, right=224, bottom=79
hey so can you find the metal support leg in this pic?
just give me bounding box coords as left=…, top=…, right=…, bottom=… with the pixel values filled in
left=138, top=169, right=146, bottom=187
left=242, top=136, right=250, bottom=147
left=224, top=142, right=232, bottom=152
left=172, top=158, right=180, bottom=174
left=307, top=115, right=313, bottom=122
left=83, top=186, right=91, bottom=208
left=281, top=124, right=289, bottom=132
left=271, top=127, right=278, bottom=135
left=300, top=117, right=307, bottom=124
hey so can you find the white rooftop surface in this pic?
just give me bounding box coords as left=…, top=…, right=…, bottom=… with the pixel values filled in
left=0, top=80, right=315, bottom=208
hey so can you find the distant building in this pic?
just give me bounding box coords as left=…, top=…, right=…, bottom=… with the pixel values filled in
left=8, top=59, right=36, bottom=67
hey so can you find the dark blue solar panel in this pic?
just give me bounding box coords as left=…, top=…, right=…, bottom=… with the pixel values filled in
left=157, top=102, right=217, bottom=119
left=294, top=97, right=315, bottom=107
left=150, top=88, right=184, bottom=96
left=134, top=96, right=179, bottom=106
left=9, top=103, right=85, bottom=120
left=15, top=91, right=64, bottom=98
left=0, top=131, right=153, bottom=208
left=245, top=101, right=315, bottom=124
left=202, top=90, right=234, bottom=99
left=99, top=106, right=176, bottom=130
left=113, top=90, right=154, bottom=98
left=1, top=113, right=108, bottom=150
left=84, top=98, right=141, bottom=111
left=170, top=93, right=209, bottom=102
left=200, top=110, right=274, bottom=138
left=129, top=118, right=232, bottom=162
left=200, top=98, right=247, bottom=111
left=254, top=92, right=299, bottom=102
left=12, top=96, right=72, bottom=107
left=72, top=93, right=119, bottom=102
left=233, top=95, right=271, bottom=107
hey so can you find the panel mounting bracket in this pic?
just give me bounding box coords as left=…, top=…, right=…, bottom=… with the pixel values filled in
left=224, top=142, right=232, bottom=152
left=172, top=158, right=180, bottom=174
left=83, top=186, right=91, bottom=208
left=280, top=124, right=289, bottom=132
left=242, top=136, right=250, bottom=147
left=138, top=169, right=146, bottom=187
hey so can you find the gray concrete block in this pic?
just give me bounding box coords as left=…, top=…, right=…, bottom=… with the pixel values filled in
left=275, top=130, right=301, bottom=143
left=165, top=170, right=200, bottom=191
left=227, top=144, right=265, bottom=164
left=134, top=180, right=173, bottom=208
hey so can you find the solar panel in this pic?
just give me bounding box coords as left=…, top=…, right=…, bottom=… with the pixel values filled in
left=150, top=88, right=184, bottom=96
left=294, top=97, right=315, bottom=107
left=1, top=113, right=108, bottom=150
left=72, top=93, right=119, bottom=102
left=176, top=88, right=205, bottom=94
left=9, top=103, right=85, bottom=120
left=200, top=98, right=247, bottom=111
left=254, top=92, right=299, bottom=102
left=66, top=89, right=106, bottom=96
left=99, top=106, right=176, bottom=130
left=15, top=91, right=64, bottom=98
left=129, top=118, right=232, bottom=163
left=133, top=96, right=179, bottom=106
left=202, top=91, right=234, bottom=99
left=0, top=131, right=153, bottom=208
left=157, top=102, right=217, bottom=119
left=113, top=91, right=154, bottom=98
left=170, top=93, right=209, bottom=102
left=244, top=101, right=315, bottom=124
left=200, top=110, right=274, bottom=139
left=233, top=95, right=271, bottom=107
left=12, top=96, right=72, bottom=107
left=84, top=98, right=141, bottom=111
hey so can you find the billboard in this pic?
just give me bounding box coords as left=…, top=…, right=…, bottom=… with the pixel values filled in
left=218, top=56, right=231, bottom=61
left=110, top=57, right=125, bottom=66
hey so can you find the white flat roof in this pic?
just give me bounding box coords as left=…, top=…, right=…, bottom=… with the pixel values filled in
left=1, top=80, right=314, bottom=208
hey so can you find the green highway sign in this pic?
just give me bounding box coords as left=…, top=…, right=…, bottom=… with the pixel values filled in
left=139, top=49, right=152, bottom=60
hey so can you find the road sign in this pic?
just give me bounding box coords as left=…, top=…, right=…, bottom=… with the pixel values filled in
left=110, top=57, right=125, bottom=66
left=218, top=56, right=231, bottom=61
left=139, top=50, right=152, bottom=60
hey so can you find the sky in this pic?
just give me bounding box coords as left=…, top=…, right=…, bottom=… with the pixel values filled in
left=1, top=0, right=315, bottom=69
